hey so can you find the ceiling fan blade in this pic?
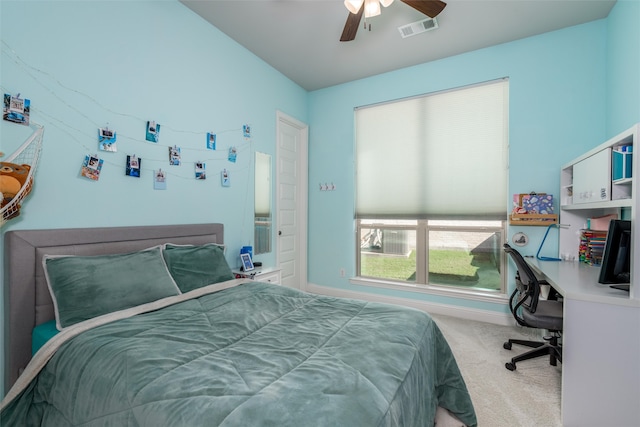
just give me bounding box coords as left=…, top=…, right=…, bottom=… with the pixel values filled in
left=401, top=0, right=447, bottom=18
left=340, top=6, right=364, bottom=42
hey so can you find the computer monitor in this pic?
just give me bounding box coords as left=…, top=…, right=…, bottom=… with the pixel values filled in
left=598, top=219, right=631, bottom=289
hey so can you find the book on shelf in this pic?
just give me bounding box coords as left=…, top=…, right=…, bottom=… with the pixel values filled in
left=579, top=229, right=608, bottom=265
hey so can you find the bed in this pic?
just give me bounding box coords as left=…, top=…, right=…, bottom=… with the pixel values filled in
left=1, top=223, right=477, bottom=426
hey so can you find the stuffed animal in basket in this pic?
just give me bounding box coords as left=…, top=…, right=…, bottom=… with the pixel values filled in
left=0, top=161, right=32, bottom=220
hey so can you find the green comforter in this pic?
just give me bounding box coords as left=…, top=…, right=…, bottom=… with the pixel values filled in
left=2, top=282, right=476, bottom=426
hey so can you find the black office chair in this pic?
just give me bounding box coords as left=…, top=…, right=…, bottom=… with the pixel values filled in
left=502, top=243, right=563, bottom=371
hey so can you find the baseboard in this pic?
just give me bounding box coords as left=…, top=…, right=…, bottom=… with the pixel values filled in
left=305, top=282, right=513, bottom=326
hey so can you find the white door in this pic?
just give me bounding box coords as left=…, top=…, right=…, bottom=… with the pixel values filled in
left=276, top=111, right=308, bottom=289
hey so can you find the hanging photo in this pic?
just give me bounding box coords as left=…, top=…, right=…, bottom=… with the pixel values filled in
left=243, top=124, right=251, bottom=139
left=145, top=120, right=160, bottom=143
left=195, top=162, right=206, bottom=180
left=221, top=169, right=230, bottom=187
left=126, top=155, right=141, bottom=177
left=80, top=155, right=103, bottom=181
left=98, top=127, right=117, bottom=152
left=169, top=146, right=181, bottom=165
left=228, top=146, right=237, bottom=163
left=3, top=93, right=30, bottom=126
left=206, top=132, right=217, bottom=150
left=154, top=169, right=167, bottom=190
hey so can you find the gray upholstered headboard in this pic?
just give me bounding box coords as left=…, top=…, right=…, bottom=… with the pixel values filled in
left=3, top=223, right=224, bottom=394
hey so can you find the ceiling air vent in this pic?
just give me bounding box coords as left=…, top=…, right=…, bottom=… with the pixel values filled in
left=398, top=17, right=438, bottom=39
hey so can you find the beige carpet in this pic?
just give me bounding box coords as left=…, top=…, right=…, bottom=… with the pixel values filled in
left=431, top=314, right=562, bottom=427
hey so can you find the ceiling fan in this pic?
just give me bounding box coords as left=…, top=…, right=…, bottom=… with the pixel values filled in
left=340, top=0, right=447, bottom=42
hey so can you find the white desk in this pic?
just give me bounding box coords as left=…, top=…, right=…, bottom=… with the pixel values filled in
left=526, top=258, right=640, bottom=427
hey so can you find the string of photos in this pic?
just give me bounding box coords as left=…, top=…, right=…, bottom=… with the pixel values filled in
left=3, top=84, right=253, bottom=192
left=81, top=121, right=251, bottom=190
left=1, top=40, right=256, bottom=195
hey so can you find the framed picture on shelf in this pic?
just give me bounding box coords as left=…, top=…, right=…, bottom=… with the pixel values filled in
left=240, top=253, right=254, bottom=272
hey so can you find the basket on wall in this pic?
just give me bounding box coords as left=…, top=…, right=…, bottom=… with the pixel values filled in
left=1, top=124, right=44, bottom=224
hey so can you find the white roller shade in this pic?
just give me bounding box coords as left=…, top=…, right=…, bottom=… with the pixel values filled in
left=356, top=79, right=508, bottom=219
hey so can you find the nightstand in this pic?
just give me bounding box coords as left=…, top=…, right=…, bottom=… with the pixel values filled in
left=232, top=267, right=281, bottom=284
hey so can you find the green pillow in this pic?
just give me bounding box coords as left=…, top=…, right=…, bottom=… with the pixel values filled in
left=44, top=246, right=181, bottom=330
left=162, top=243, right=234, bottom=293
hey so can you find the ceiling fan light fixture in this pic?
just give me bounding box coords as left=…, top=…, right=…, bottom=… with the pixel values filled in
left=344, top=0, right=394, bottom=17
left=364, top=0, right=381, bottom=18
left=344, top=0, right=364, bottom=14
left=341, top=0, right=446, bottom=42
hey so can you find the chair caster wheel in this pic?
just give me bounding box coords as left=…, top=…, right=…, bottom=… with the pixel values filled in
left=505, top=362, right=516, bottom=371
left=503, top=342, right=512, bottom=350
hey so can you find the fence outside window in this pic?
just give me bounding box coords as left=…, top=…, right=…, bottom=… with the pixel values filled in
left=357, top=219, right=505, bottom=294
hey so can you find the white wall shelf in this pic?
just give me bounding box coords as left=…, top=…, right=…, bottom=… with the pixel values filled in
left=548, top=124, right=640, bottom=426
left=560, top=198, right=633, bottom=210
left=558, top=123, right=639, bottom=299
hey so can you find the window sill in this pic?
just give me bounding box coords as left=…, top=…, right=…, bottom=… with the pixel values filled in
left=349, top=276, right=509, bottom=304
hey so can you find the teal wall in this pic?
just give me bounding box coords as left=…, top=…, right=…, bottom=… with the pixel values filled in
left=605, top=0, right=640, bottom=135
left=0, top=0, right=307, bottom=394
left=306, top=1, right=639, bottom=312
left=0, top=0, right=307, bottom=253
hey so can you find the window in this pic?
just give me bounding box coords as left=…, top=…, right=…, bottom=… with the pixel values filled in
left=355, top=79, right=508, bottom=294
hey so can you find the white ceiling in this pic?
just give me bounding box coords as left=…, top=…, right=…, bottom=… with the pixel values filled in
left=180, top=0, right=616, bottom=91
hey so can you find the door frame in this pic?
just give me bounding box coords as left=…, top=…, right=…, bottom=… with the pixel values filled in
left=275, top=110, right=308, bottom=289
